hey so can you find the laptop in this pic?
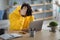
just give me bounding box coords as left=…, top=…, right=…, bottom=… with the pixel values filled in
left=29, top=20, right=43, bottom=31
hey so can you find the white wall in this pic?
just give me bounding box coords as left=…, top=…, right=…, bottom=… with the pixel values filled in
left=53, top=0, right=58, bottom=18
left=53, top=0, right=60, bottom=21
left=0, top=0, right=8, bottom=10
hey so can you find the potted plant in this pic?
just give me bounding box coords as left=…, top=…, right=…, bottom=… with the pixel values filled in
left=48, top=21, right=58, bottom=32
left=13, top=1, right=17, bottom=5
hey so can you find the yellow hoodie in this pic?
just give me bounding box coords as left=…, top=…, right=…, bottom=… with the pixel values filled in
left=9, top=6, right=34, bottom=31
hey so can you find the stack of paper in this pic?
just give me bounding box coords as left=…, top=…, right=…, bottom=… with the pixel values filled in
left=10, top=33, right=22, bottom=38
left=0, top=33, right=22, bottom=40
left=0, top=33, right=12, bottom=40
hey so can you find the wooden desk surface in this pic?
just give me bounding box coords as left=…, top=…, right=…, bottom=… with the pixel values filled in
left=0, top=30, right=60, bottom=40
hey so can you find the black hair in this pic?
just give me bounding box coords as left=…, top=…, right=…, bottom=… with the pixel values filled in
left=21, top=3, right=32, bottom=16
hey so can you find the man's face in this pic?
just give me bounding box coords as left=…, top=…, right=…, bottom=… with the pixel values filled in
left=21, top=6, right=27, bottom=16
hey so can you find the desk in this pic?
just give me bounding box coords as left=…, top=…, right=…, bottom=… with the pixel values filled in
left=0, top=30, right=60, bottom=40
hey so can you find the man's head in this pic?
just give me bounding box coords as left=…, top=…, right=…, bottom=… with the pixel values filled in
left=20, top=3, right=32, bottom=17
